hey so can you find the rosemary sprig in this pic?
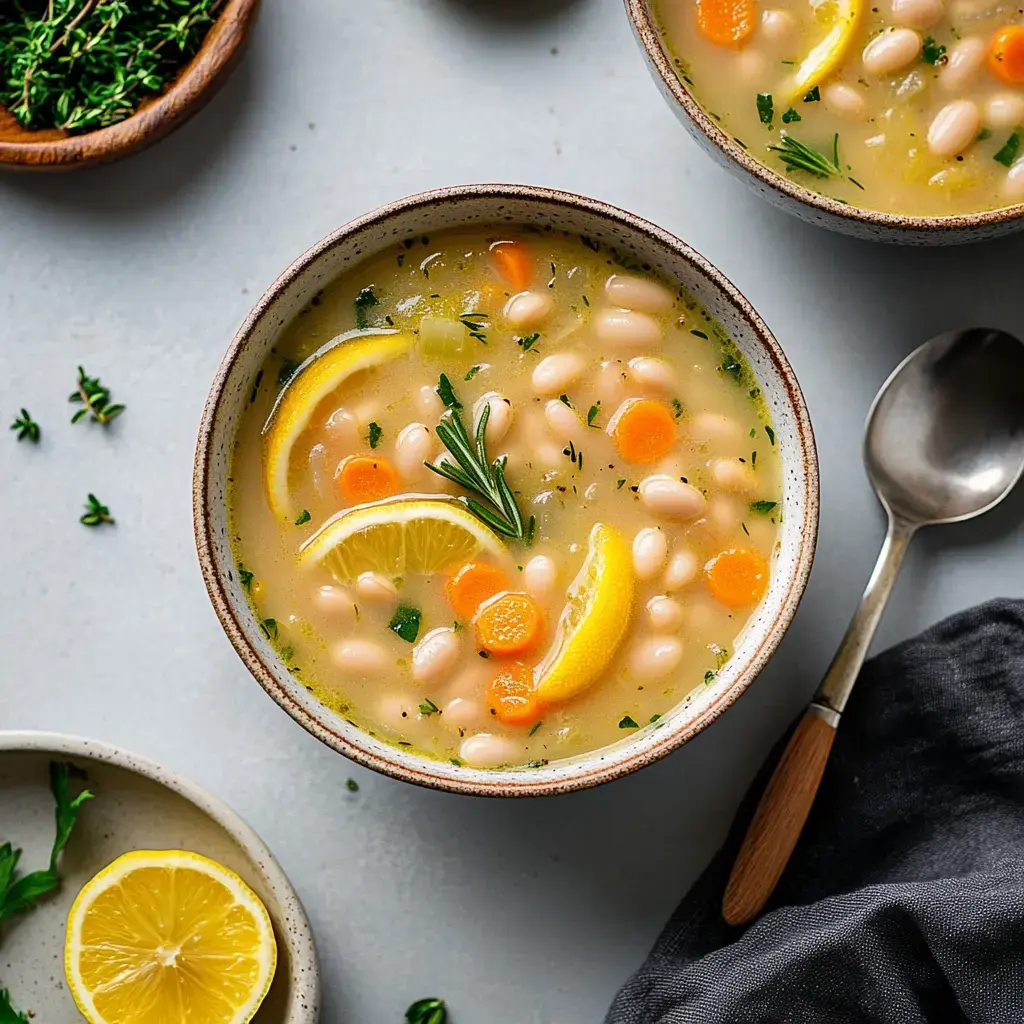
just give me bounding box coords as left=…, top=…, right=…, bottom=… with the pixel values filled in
left=80, top=493, right=114, bottom=526
left=768, top=132, right=866, bottom=190
left=69, top=366, right=124, bottom=425
left=0, top=0, right=223, bottom=133
left=9, top=409, right=40, bottom=443
left=426, top=376, right=536, bottom=544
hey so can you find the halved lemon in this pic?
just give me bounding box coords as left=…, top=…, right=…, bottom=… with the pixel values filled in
left=299, top=495, right=508, bottom=580
left=262, top=329, right=412, bottom=520
left=534, top=523, right=635, bottom=704
left=65, top=849, right=277, bottom=1024
left=780, top=0, right=862, bottom=104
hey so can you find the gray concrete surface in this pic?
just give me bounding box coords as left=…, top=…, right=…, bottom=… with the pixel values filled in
left=2, top=0, right=1023, bottom=1020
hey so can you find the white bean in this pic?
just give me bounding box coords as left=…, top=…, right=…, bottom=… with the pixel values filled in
left=985, top=93, right=1024, bottom=130
left=459, top=733, right=522, bottom=769
left=823, top=82, right=868, bottom=120
left=524, top=555, right=558, bottom=600
left=890, top=0, right=943, bottom=28
left=663, top=549, right=699, bottom=591
left=941, top=37, right=986, bottom=93
left=863, top=28, right=922, bottom=76
left=325, top=407, right=359, bottom=449
left=532, top=352, right=585, bottom=394
left=628, top=356, right=677, bottom=392
left=377, top=694, right=417, bottom=728
left=416, top=383, right=444, bottom=420
left=604, top=274, right=674, bottom=315
left=736, top=48, right=768, bottom=83
left=394, top=422, right=433, bottom=478
left=760, top=9, right=798, bottom=47
left=689, top=412, right=742, bottom=443
left=355, top=572, right=398, bottom=606
left=474, top=393, right=514, bottom=446
left=628, top=636, right=684, bottom=680
left=504, top=290, right=554, bottom=329
left=712, top=458, right=759, bottom=495
left=593, top=359, right=628, bottom=406
left=647, top=595, right=684, bottom=632
left=705, top=494, right=745, bottom=539
left=638, top=475, right=708, bottom=520
left=928, top=100, right=980, bottom=157
left=544, top=398, right=582, bottom=438
left=315, top=584, right=357, bottom=621
left=593, top=308, right=662, bottom=350
left=443, top=697, right=487, bottom=731
left=331, top=638, right=390, bottom=678
left=632, top=527, right=669, bottom=581
left=1003, top=158, right=1024, bottom=201
left=412, top=627, right=462, bottom=684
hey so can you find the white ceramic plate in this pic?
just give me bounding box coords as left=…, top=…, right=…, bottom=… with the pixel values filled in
left=0, top=731, right=320, bottom=1023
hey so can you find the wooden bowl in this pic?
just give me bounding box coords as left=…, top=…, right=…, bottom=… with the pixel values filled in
left=0, top=0, right=259, bottom=171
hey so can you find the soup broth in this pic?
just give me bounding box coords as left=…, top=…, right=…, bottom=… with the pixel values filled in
left=229, top=227, right=781, bottom=769
left=657, top=0, right=1024, bottom=215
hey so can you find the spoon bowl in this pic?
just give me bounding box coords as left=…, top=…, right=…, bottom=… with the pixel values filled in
left=866, top=329, right=1024, bottom=526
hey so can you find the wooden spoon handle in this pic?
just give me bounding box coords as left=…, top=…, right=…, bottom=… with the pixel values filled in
left=722, top=703, right=838, bottom=927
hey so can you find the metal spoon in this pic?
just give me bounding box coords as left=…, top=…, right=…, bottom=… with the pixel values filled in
left=722, top=327, right=1024, bottom=927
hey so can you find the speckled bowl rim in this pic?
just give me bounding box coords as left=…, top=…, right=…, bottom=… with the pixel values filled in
left=624, top=0, right=1024, bottom=235
left=0, top=730, right=321, bottom=1021
left=193, top=182, right=819, bottom=797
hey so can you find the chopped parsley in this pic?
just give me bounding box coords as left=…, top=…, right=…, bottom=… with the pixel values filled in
left=353, top=286, right=379, bottom=329
left=518, top=332, right=541, bottom=353
left=616, top=478, right=626, bottom=489
left=367, top=421, right=383, bottom=449
left=618, top=715, right=639, bottom=729
left=436, top=373, right=461, bottom=409
left=756, top=92, right=774, bottom=126
left=558, top=393, right=572, bottom=407
left=803, top=85, right=820, bottom=102
left=294, top=509, right=311, bottom=525
left=649, top=713, right=661, bottom=724
left=418, top=698, right=440, bottom=717
left=389, top=605, right=422, bottom=644
left=781, top=107, right=802, bottom=124
left=587, top=404, right=601, bottom=427
left=259, top=618, right=278, bottom=641
left=921, top=36, right=947, bottom=65
left=672, top=398, right=684, bottom=418
left=750, top=500, right=778, bottom=515
left=464, top=365, right=483, bottom=380
left=994, top=131, right=1022, bottom=168
left=237, top=563, right=254, bottom=592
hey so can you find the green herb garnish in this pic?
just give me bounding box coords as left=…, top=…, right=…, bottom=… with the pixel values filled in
left=750, top=500, right=778, bottom=515
left=460, top=313, right=488, bottom=343
left=756, top=92, right=774, bottom=125
left=406, top=998, right=447, bottom=1024
left=80, top=493, right=113, bottom=526
left=768, top=132, right=846, bottom=179
left=558, top=393, right=572, bottom=407
left=994, top=131, right=1022, bottom=168
left=353, top=286, right=379, bottom=329
left=9, top=409, right=39, bottom=443
left=464, top=365, right=483, bottom=380
left=518, top=332, right=540, bottom=353
left=367, top=421, right=383, bottom=449
left=672, top=398, right=684, bottom=418
left=237, top=563, right=254, bottom=592
left=295, top=509, right=311, bottom=525
left=418, top=698, right=440, bottom=717
left=277, top=358, right=300, bottom=388
left=0, top=990, right=27, bottom=1023
left=803, top=86, right=821, bottom=102
left=978, top=128, right=993, bottom=141
left=259, top=618, right=278, bottom=641
left=765, top=425, right=776, bottom=445
left=922, top=36, right=947, bottom=65
left=389, top=605, right=422, bottom=644
left=587, top=404, right=601, bottom=427
left=781, top=107, right=802, bottom=124
left=619, top=716, right=639, bottom=729
left=345, top=778, right=359, bottom=792
left=649, top=714, right=661, bottom=724
left=0, top=1, right=221, bottom=133
left=70, top=366, right=124, bottom=425
left=426, top=377, right=536, bottom=544
left=529, top=721, right=543, bottom=736
left=1, top=763, right=92, bottom=924
left=616, top=478, right=626, bottom=489
left=704, top=670, right=716, bottom=686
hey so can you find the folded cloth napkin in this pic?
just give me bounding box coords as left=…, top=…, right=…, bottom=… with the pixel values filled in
left=606, top=599, right=1024, bottom=1024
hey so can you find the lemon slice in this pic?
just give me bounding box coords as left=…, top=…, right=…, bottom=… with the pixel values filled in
left=262, top=329, right=412, bottom=519
left=780, top=0, right=862, bottom=104
left=65, top=850, right=277, bottom=1024
left=299, top=495, right=508, bottom=580
left=534, top=523, right=635, bottom=704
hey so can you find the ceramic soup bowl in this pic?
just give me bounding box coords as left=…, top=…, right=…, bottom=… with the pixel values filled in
left=194, top=184, right=819, bottom=796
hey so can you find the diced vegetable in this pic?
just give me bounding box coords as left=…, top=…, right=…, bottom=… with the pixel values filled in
left=705, top=548, right=769, bottom=608
left=696, top=0, right=754, bottom=46
left=989, top=26, right=1024, bottom=85
left=337, top=456, right=399, bottom=504
left=446, top=562, right=511, bottom=621
left=420, top=317, right=467, bottom=359
left=487, top=662, right=544, bottom=726
left=609, top=399, right=678, bottom=464
left=474, top=593, right=544, bottom=657
left=489, top=241, right=534, bottom=291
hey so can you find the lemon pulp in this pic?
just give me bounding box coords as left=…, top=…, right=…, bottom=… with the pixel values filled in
left=534, top=523, right=635, bottom=704
left=65, top=849, right=277, bottom=1024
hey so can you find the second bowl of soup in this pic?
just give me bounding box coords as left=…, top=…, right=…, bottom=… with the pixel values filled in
left=194, top=185, right=818, bottom=795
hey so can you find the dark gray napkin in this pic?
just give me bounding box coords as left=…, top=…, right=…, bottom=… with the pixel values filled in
left=607, top=599, right=1024, bottom=1024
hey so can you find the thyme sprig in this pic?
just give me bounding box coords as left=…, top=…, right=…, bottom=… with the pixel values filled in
left=69, top=366, right=124, bottom=425
left=9, top=409, right=40, bottom=443
left=80, top=493, right=114, bottom=526
left=426, top=375, right=536, bottom=544
left=0, top=0, right=223, bottom=133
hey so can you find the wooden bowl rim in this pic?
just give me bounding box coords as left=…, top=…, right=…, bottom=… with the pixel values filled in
left=0, top=0, right=259, bottom=169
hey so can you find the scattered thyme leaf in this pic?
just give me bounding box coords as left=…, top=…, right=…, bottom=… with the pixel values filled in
left=529, top=721, right=543, bottom=736
left=750, top=500, right=778, bottom=515
left=79, top=493, right=114, bottom=527
left=69, top=367, right=124, bottom=425
left=465, top=365, right=483, bottom=381
left=418, top=698, right=440, bottom=717
left=406, top=998, right=447, bottom=1024
left=9, top=409, right=39, bottom=443
left=295, top=509, right=311, bottom=525
left=617, top=478, right=626, bottom=489
left=517, top=332, right=540, bottom=353
left=587, top=404, right=601, bottom=427
left=765, top=425, right=776, bottom=445
left=345, top=778, right=359, bottom=792
left=649, top=713, right=661, bottom=724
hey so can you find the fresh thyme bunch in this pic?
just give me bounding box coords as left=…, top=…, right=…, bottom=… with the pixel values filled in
left=0, top=0, right=223, bottom=133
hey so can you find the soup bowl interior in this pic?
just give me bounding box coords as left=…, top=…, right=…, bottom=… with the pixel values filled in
left=194, top=184, right=818, bottom=796
left=624, top=0, right=1024, bottom=244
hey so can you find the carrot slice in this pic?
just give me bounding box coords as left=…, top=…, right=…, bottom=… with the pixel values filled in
left=610, top=399, right=678, bottom=464
left=705, top=548, right=769, bottom=608
left=487, top=661, right=544, bottom=727
left=474, top=592, right=544, bottom=657
left=446, top=562, right=512, bottom=621
left=336, top=455, right=399, bottom=504
left=696, top=0, right=755, bottom=47
left=489, top=241, right=533, bottom=291
left=989, top=26, right=1024, bottom=85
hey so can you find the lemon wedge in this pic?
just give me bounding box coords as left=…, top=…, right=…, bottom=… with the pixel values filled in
left=65, top=849, right=277, bottom=1024
left=262, top=329, right=412, bottom=520
left=534, top=523, right=635, bottom=704
left=299, top=495, right=508, bottom=580
left=780, top=0, right=862, bottom=104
